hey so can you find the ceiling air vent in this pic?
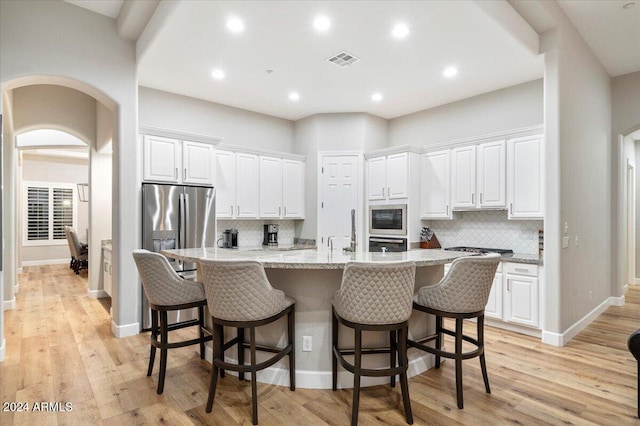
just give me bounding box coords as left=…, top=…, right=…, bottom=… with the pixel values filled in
left=327, top=51, right=359, bottom=67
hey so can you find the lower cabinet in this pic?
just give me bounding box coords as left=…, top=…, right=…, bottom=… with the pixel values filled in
left=443, top=261, right=540, bottom=329
left=103, top=248, right=112, bottom=297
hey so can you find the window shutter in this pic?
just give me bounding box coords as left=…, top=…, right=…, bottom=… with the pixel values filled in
left=27, top=186, right=50, bottom=241
left=53, top=188, right=74, bottom=240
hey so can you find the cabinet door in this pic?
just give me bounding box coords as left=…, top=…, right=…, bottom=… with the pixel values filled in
left=420, top=150, right=451, bottom=219
left=504, top=274, right=539, bottom=327
left=484, top=271, right=503, bottom=319
left=182, top=141, right=215, bottom=185
left=235, top=153, right=260, bottom=218
left=259, top=156, right=283, bottom=218
left=367, top=157, right=386, bottom=200
left=507, top=135, right=543, bottom=219
left=283, top=159, right=305, bottom=218
left=477, top=140, right=506, bottom=208
left=215, top=150, right=235, bottom=218
left=451, top=145, right=477, bottom=209
left=386, top=153, right=409, bottom=199
left=143, top=135, right=181, bottom=183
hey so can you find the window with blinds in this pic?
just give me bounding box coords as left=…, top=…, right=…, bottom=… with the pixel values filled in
left=23, top=182, right=77, bottom=245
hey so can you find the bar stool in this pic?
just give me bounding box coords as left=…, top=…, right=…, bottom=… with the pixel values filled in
left=332, top=261, right=416, bottom=426
left=132, top=249, right=213, bottom=394
left=409, top=253, right=500, bottom=409
left=199, top=259, right=295, bottom=425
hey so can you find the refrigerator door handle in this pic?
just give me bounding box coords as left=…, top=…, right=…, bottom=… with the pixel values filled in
left=179, top=193, right=186, bottom=254
left=183, top=192, right=190, bottom=246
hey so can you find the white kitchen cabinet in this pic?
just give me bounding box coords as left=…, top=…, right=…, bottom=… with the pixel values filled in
left=367, top=153, right=409, bottom=201
left=282, top=159, right=305, bottom=218
left=143, top=135, right=215, bottom=185
left=476, top=140, right=506, bottom=208
left=102, top=247, right=112, bottom=298
left=235, top=153, right=260, bottom=218
left=507, top=135, right=544, bottom=219
left=452, top=141, right=506, bottom=210
left=215, top=150, right=236, bottom=218
left=260, top=156, right=284, bottom=218
left=420, top=150, right=452, bottom=219
left=451, top=145, right=477, bottom=209
left=503, top=263, right=539, bottom=328
left=484, top=264, right=503, bottom=320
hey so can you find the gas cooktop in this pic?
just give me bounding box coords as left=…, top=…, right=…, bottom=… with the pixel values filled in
left=444, top=246, right=513, bottom=254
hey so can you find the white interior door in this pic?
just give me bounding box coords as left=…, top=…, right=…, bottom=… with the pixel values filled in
left=320, top=155, right=360, bottom=252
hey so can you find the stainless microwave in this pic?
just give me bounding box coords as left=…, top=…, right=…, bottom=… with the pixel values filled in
left=369, top=204, right=407, bottom=236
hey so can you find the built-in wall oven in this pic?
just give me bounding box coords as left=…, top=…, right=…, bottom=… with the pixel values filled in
left=369, top=237, right=408, bottom=252
left=369, top=204, right=407, bottom=236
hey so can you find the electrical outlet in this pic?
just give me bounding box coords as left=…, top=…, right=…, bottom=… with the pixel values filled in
left=562, top=236, right=569, bottom=248
left=302, top=336, right=312, bottom=352
left=564, top=222, right=569, bottom=234
left=575, top=235, right=579, bottom=247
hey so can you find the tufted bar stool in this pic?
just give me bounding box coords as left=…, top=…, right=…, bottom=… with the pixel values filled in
left=332, top=261, right=416, bottom=426
left=199, top=259, right=295, bottom=425
left=409, top=253, right=500, bottom=409
left=132, top=249, right=212, bottom=394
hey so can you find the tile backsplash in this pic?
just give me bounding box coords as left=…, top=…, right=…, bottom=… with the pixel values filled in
left=424, top=210, right=542, bottom=254
left=217, top=220, right=295, bottom=247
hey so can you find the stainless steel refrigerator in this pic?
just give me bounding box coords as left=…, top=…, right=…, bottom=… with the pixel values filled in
left=141, top=183, right=216, bottom=330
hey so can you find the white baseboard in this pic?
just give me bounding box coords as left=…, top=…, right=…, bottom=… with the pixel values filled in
left=485, top=319, right=542, bottom=339
left=3, top=297, right=16, bottom=311
left=88, top=289, right=109, bottom=299
left=542, top=296, right=618, bottom=347
left=0, top=338, right=5, bottom=362
left=14, top=283, right=19, bottom=294
left=21, top=259, right=69, bottom=267
left=202, top=345, right=434, bottom=389
left=111, top=320, right=139, bottom=338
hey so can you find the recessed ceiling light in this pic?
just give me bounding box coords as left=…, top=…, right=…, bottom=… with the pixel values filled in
left=623, top=2, right=635, bottom=9
left=226, top=17, right=244, bottom=33
left=211, top=69, right=225, bottom=80
left=313, top=16, right=331, bottom=31
left=371, top=93, right=383, bottom=102
left=289, top=92, right=300, bottom=101
left=443, top=66, right=458, bottom=78
left=392, top=23, right=410, bottom=39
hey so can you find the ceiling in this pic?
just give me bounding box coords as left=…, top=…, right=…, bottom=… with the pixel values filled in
left=63, top=0, right=640, bottom=121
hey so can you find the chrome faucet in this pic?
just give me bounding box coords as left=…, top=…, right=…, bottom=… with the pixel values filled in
left=327, top=236, right=336, bottom=251
left=343, top=209, right=357, bottom=252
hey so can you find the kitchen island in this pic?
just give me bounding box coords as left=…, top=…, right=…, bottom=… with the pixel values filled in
left=161, top=247, right=471, bottom=389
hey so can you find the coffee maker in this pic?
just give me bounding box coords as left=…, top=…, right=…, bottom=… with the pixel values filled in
left=263, top=224, right=278, bottom=246
left=218, top=228, right=238, bottom=248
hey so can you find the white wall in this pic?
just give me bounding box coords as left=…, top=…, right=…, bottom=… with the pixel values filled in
left=293, top=113, right=388, bottom=240
left=1, top=0, right=138, bottom=338
left=636, top=141, right=639, bottom=279
left=389, top=79, right=543, bottom=147
left=20, top=154, right=89, bottom=264
left=12, top=85, right=96, bottom=143
left=139, top=87, right=294, bottom=152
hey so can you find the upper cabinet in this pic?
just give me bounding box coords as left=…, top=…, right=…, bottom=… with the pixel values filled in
left=451, top=140, right=506, bottom=210
left=420, top=150, right=452, bottom=219
left=367, top=152, right=409, bottom=201
left=216, top=150, right=259, bottom=219
left=507, top=135, right=544, bottom=220
left=142, top=135, right=215, bottom=185
left=259, top=156, right=305, bottom=219
left=282, top=159, right=305, bottom=218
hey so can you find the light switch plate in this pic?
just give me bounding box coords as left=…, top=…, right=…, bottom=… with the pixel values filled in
left=562, top=236, right=569, bottom=248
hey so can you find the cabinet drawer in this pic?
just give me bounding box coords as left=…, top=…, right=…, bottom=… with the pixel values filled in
left=504, top=262, right=537, bottom=277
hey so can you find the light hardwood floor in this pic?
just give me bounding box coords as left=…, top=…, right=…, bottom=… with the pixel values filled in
left=1, top=264, right=639, bottom=425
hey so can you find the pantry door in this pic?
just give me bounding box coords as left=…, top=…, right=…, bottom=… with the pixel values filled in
left=318, top=153, right=363, bottom=252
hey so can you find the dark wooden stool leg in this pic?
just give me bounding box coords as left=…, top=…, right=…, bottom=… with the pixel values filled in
left=250, top=327, right=258, bottom=425
left=399, top=324, right=413, bottom=425
left=351, top=327, right=362, bottom=426
left=288, top=307, right=296, bottom=391
left=478, top=315, right=490, bottom=394
left=455, top=318, right=464, bottom=409
left=332, top=308, right=338, bottom=391
left=158, top=310, right=169, bottom=394
left=148, top=309, right=158, bottom=376
left=220, top=326, right=225, bottom=378
left=390, top=329, right=397, bottom=388
left=206, top=323, right=223, bottom=413
left=435, top=315, right=443, bottom=369
left=237, top=327, right=244, bottom=381
left=198, top=305, right=205, bottom=359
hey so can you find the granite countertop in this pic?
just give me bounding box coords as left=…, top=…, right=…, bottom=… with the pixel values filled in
left=161, top=247, right=471, bottom=270
left=499, top=253, right=543, bottom=265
